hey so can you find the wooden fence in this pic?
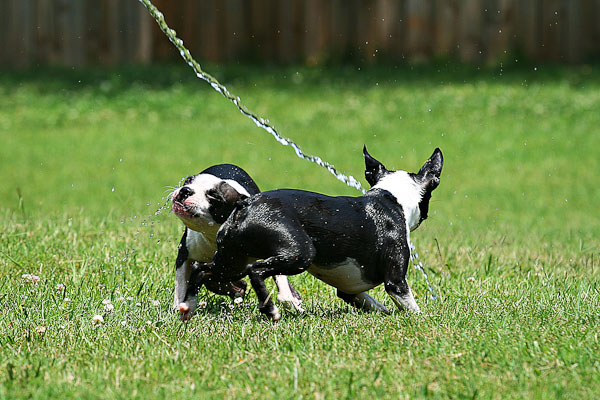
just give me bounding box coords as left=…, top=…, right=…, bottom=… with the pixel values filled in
left=1, top=0, right=599, bottom=68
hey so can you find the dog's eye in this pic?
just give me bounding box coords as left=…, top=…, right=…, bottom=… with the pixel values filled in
left=206, top=190, right=220, bottom=202
left=184, top=176, right=194, bottom=185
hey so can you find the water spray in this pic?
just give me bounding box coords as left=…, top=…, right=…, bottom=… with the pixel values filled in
left=137, top=0, right=365, bottom=194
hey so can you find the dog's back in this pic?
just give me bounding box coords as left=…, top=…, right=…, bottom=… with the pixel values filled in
left=219, top=188, right=408, bottom=272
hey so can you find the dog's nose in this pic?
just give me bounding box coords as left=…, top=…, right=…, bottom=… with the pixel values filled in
left=176, top=186, right=194, bottom=202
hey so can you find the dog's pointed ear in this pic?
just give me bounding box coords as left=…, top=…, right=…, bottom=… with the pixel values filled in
left=417, top=148, right=443, bottom=189
left=363, top=145, right=388, bottom=187
left=207, top=181, right=247, bottom=223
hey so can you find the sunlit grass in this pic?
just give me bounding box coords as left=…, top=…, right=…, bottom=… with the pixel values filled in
left=0, top=64, right=599, bottom=399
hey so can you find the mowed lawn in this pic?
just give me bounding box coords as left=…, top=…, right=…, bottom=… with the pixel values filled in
left=0, top=64, right=599, bottom=399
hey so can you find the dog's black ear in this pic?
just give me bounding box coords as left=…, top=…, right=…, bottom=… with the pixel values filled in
left=417, top=148, right=443, bottom=189
left=363, top=145, right=388, bottom=187
left=206, top=181, right=247, bottom=223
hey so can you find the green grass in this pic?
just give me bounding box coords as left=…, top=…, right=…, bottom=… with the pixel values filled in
left=1, top=63, right=599, bottom=399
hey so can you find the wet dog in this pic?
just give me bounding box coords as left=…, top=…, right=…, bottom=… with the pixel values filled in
left=171, top=164, right=303, bottom=314
left=180, top=148, right=443, bottom=320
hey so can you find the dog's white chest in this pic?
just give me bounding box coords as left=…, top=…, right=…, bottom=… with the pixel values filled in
left=185, top=230, right=216, bottom=262
left=308, top=258, right=376, bottom=294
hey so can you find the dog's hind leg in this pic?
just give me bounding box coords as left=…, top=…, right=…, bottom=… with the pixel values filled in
left=384, top=245, right=421, bottom=314
left=337, top=290, right=389, bottom=313
left=246, top=243, right=315, bottom=320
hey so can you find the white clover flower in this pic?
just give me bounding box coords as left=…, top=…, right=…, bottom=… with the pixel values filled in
left=466, top=276, right=476, bottom=282
left=102, top=299, right=112, bottom=305
left=36, top=326, right=47, bottom=334
left=22, top=274, right=41, bottom=284
left=120, top=321, right=127, bottom=326
left=97, top=284, right=105, bottom=290
left=92, top=315, right=104, bottom=326
left=126, top=296, right=133, bottom=301
left=104, top=303, right=115, bottom=312
left=63, top=297, right=71, bottom=302
left=151, top=300, right=160, bottom=307
left=233, top=297, right=243, bottom=305
left=146, top=320, right=152, bottom=326
left=198, top=300, right=207, bottom=309
left=55, top=283, right=65, bottom=291
left=135, top=302, right=141, bottom=307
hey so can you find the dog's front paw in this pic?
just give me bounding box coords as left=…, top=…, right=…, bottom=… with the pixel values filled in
left=178, top=302, right=193, bottom=322
left=259, top=303, right=281, bottom=322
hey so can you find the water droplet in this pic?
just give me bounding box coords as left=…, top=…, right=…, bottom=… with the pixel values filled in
left=111, top=187, right=115, bottom=192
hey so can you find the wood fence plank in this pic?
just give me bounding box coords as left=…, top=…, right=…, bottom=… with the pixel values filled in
left=197, top=0, right=221, bottom=62
left=374, top=0, right=399, bottom=57
left=390, top=0, right=407, bottom=59
left=432, top=0, right=459, bottom=59
left=304, top=0, right=329, bottom=65
left=0, top=0, right=597, bottom=67
left=8, top=0, right=35, bottom=67
left=485, top=0, right=516, bottom=64
left=36, top=0, right=56, bottom=65
left=458, top=0, right=482, bottom=62
left=564, top=0, right=588, bottom=63
left=136, top=1, right=154, bottom=63
left=0, top=2, right=7, bottom=66
left=515, top=0, right=539, bottom=62
left=406, top=0, right=431, bottom=61
left=329, top=0, right=349, bottom=60
left=224, top=0, right=247, bottom=62
left=540, top=0, right=561, bottom=62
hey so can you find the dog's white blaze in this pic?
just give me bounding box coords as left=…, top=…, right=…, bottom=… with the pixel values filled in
left=373, top=171, right=423, bottom=230
left=184, top=174, right=223, bottom=215
left=309, top=258, right=375, bottom=294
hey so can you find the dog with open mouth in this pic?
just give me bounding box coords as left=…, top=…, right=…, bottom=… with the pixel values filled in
left=179, top=147, right=443, bottom=321
left=171, top=164, right=303, bottom=316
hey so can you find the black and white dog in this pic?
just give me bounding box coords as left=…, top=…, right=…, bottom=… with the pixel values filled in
left=171, top=164, right=303, bottom=313
left=179, top=148, right=443, bottom=321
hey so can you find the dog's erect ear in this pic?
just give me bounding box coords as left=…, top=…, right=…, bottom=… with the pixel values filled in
left=363, top=145, right=388, bottom=187
left=417, top=148, right=443, bottom=190
left=206, top=181, right=248, bottom=223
